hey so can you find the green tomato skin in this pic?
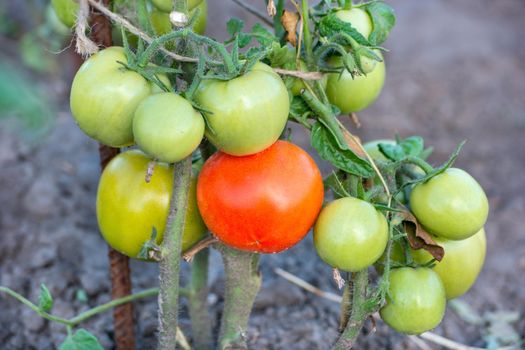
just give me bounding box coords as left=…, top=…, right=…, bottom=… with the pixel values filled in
left=335, top=8, right=373, bottom=39
left=70, top=47, right=163, bottom=147
left=326, top=53, right=386, bottom=114
left=51, top=0, right=79, bottom=28
left=380, top=267, right=446, bottom=334
left=410, top=168, right=489, bottom=240
left=133, top=93, right=205, bottom=163
left=97, top=150, right=207, bottom=258
left=194, top=62, right=290, bottom=156
left=151, top=0, right=202, bottom=12
left=290, top=60, right=327, bottom=96
left=150, top=0, right=207, bottom=36
left=314, top=197, right=388, bottom=272
left=412, top=228, right=486, bottom=299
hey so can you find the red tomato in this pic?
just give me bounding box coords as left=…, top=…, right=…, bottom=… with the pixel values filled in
left=197, top=140, right=324, bottom=253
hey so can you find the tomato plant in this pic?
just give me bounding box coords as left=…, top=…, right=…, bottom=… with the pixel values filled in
left=380, top=267, right=447, bottom=334
left=194, top=62, right=290, bottom=156
left=197, top=140, right=323, bottom=253
left=96, top=150, right=207, bottom=258
left=2, top=1, right=494, bottom=349
left=410, top=167, right=489, bottom=240
left=314, top=197, right=388, bottom=271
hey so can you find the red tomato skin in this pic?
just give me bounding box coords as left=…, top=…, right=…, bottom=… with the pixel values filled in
left=197, top=140, right=324, bottom=253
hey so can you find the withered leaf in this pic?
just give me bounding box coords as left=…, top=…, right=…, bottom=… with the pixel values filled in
left=401, top=210, right=444, bottom=261
left=281, top=10, right=299, bottom=46
left=341, top=128, right=367, bottom=159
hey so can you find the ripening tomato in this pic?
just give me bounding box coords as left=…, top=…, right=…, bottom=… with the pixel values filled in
left=314, top=197, right=388, bottom=271
left=133, top=92, right=205, bottom=163
left=70, top=47, right=168, bottom=147
left=97, top=150, right=207, bottom=258
left=194, top=62, right=290, bottom=156
left=335, top=8, right=373, bottom=39
left=197, top=141, right=324, bottom=253
left=412, top=228, right=486, bottom=299
left=326, top=53, right=385, bottom=114
left=410, top=168, right=489, bottom=240
left=150, top=0, right=207, bottom=36
left=380, top=267, right=446, bottom=334
left=51, top=0, right=79, bottom=28
left=151, top=0, right=202, bottom=12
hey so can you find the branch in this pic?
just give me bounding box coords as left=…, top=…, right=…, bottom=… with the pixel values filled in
left=182, top=236, right=219, bottom=262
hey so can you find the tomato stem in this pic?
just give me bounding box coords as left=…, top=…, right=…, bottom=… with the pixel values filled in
left=217, top=244, right=262, bottom=349
left=301, top=0, right=314, bottom=68
left=188, top=249, right=213, bottom=350
left=404, top=156, right=434, bottom=174
left=332, top=269, right=369, bottom=350
left=157, top=157, right=193, bottom=350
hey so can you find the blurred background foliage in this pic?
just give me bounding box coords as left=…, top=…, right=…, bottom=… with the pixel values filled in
left=0, top=0, right=73, bottom=143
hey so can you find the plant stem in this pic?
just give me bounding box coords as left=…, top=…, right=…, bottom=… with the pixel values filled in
left=189, top=249, right=213, bottom=350
left=332, top=269, right=369, bottom=350
left=404, top=156, right=434, bottom=174
left=274, top=0, right=285, bottom=40
left=301, top=0, right=314, bottom=68
left=339, top=274, right=353, bottom=331
left=136, top=0, right=153, bottom=36
left=217, top=244, right=262, bottom=349
left=0, top=286, right=165, bottom=327
left=157, top=157, right=193, bottom=350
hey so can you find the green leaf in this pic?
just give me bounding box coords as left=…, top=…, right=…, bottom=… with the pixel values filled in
left=59, top=329, right=104, bottom=350
left=324, top=172, right=351, bottom=198
left=311, top=122, right=373, bottom=177
left=378, top=136, right=424, bottom=161
left=38, top=284, right=53, bottom=312
left=251, top=23, right=276, bottom=46
left=364, top=1, right=396, bottom=46
left=266, top=42, right=294, bottom=67
left=318, top=13, right=371, bottom=46
left=226, top=18, right=244, bottom=36
left=238, top=33, right=252, bottom=48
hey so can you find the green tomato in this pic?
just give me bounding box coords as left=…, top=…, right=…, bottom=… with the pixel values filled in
left=97, top=150, right=207, bottom=258
left=191, top=0, right=207, bottom=35
left=314, top=197, right=388, bottom=272
left=380, top=267, right=446, bottom=334
left=70, top=47, right=165, bottom=147
left=51, top=0, right=79, bottom=28
left=335, top=8, right=373, bottom=39
left=326, top=53, right=385, bottom=114
left=150, top=0, right=207, bottom=36
left=194, top=62, right=290, bottom=156
left=46, top=4, right=70, bottom=35
left=410, top=168, right=489, bottom=240
left=151, top=0, right=203, bottom=12
left=412, top=228, right=486, bottom=299
left=133, top=92, right=205, bottom=163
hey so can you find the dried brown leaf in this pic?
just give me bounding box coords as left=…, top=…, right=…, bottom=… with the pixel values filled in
left=281, top=10, right=299, bottom=46
left=342, top=129, right=367, bottom=158
left=401, top=210, right=444, bottom=261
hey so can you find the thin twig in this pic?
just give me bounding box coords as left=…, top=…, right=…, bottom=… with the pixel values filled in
left=275, top=268, right=487, bottom=350
left=231, top=0, right=273, bottom=26
left=182, top=236, right=219, bottom=262
left=274, top=268, right=342, bottom=303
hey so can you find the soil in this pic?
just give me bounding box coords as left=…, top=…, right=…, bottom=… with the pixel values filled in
left=1, top=0, right=524, bottom=349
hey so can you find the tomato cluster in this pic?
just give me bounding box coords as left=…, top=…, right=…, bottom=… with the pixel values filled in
left=313, top=138, right=489, bottom=335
